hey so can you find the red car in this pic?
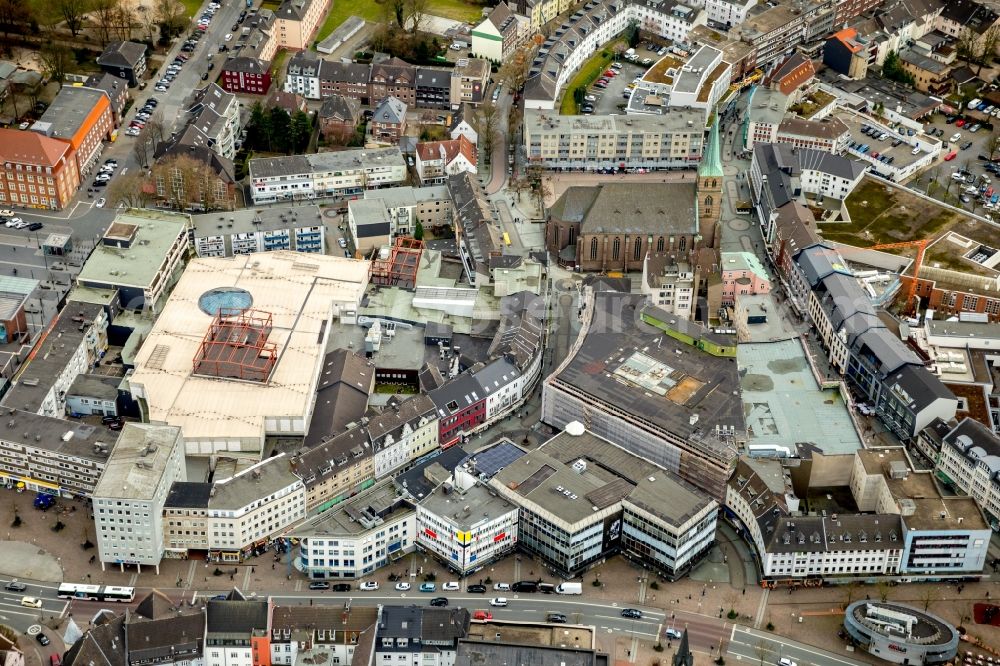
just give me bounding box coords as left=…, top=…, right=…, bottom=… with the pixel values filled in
left=604, top=70, right=617, bottom=77
left=472, top=610, right=493, bottom=621
left=944, top=151, right=957, bottom=161
left=955, top=119, right=966, bottom=127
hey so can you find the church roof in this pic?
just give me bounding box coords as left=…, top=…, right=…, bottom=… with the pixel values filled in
left=698, top=121, right=723, bottom=179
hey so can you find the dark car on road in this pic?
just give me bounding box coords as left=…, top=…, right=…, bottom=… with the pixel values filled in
left=35, top=634, right=50, bottom=646
left=429, top=597, right=449, bottom=607
left=4, top=581, right=26, bottom=592
left=621, top=609, right=643, bottom=619
left=467, top=584, right=487, bottom=593
left=547, top=613, right=567, bottom=623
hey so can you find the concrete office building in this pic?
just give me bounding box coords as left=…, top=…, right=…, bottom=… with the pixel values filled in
left=0, top=412, right=115, bottom=498
left=542, top=291, right=742, bottom=500
left=416, top=478, right=518, bottom=575
left=292, top=478, right=416, bottom=579
left=491, top=424, right=718, bottom=580
left=92, top=424, right=186, bottom=573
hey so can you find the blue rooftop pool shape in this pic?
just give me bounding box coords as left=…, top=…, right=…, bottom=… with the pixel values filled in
left=199, top=287, right=253, bottom=316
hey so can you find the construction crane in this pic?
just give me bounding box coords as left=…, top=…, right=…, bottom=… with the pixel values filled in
left=863, top=239, right=930, bottom=316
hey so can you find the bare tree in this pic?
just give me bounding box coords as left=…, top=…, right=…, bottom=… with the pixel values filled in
left=919, top=585, right=938, bottom=612
left=151, top=154, right=228, bottom=211
left=39, top=40, right=74, bottom=89
left=145, top=109, right=168, bottom=144
left=842, top=581, right=859, bottom=609
left=54, top=0, right=90, bottom=37
left=957, top=25, right=1000, bottom=74
left=91, top=0, right=120, bottom=46
left=496, top=33, right=544, bottom=91
left=753, top=639, right=773, bottom=666
left=106, top=171, right=152, bottom=209
left=381, top=0, right=406, bottom=30
left=474, top=101, right=501, bottom=165
left=131, top=131, right=157, bottom=169
left=404, top=0, right=429, bottom=33
left=0, top=0, right=32, bottom=53
left=152, top=0, right=186, bottom=41
left=877, top=580, right=891, bottom=603
left=112, top=0, right=136, bottom=42
left=987, top=131, right=1000, bottom=161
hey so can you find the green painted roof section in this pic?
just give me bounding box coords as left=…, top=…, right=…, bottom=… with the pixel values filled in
left=699, top=120, right=723, bottom=178
left=721, top=251, right=769, bottom=281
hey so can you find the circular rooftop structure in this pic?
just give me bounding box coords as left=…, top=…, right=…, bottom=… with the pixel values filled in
left=844, top=600, right=959, bottom=664
left=198, top=287, right=253, bottom=316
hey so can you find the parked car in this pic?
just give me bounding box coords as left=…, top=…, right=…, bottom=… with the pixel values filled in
left=332, top=583, right=351, bottom=592
left=961, top=141, right=973, bottom=150
left=35, top=633, right=49, bottom=646
left=95, top=198, right=106, bottom=208
left=442, top=582, right=460, bottom=591
left=308, top=582, right=330, bottom=590
left=665, top=628, right=683, bottom=639
left=419, top=582, right=436, bottom=592
left=467, top=584, right=487, bottom=593
left=360, top=581, right=379, bottom=591
left=394, top=582, right=411, bottom=591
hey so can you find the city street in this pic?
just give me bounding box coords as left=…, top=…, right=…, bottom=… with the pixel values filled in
left=727, top=625, right=870, bottom=666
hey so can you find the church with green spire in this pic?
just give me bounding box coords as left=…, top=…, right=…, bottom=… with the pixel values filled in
left=697, top=120, right=724, bottom=248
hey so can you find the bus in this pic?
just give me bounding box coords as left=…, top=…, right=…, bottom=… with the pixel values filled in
left=57, top=583, right=135, bottom=602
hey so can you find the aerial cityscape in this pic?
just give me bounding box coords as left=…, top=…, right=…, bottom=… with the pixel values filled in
left=0, top=0, right=998, bottom=664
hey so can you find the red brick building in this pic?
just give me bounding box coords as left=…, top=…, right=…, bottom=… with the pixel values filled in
left=221, top=57, right=272, bottom=95
left=0, top=128, right=80, bottom=210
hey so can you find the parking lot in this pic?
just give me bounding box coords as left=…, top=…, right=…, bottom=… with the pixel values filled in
left=579, top=45, right=665, bottom=115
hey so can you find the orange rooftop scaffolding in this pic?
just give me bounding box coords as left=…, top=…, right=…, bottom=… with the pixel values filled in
left=192, top=308, right=278, bottom=382
left=368, top=237, right=424, bottom=290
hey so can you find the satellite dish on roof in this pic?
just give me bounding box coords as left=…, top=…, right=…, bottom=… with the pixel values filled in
left=565, top=421, right=585, bottom=436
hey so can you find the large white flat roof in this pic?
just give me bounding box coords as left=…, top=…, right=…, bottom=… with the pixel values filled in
left=129, top=252, right=370, bottom=446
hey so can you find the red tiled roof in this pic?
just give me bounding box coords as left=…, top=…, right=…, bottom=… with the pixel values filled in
left=831, top=27, right=862, bottom=53
left=0, top=128, right=71, bottom=167
left=415, top=135, right=477, bottom=166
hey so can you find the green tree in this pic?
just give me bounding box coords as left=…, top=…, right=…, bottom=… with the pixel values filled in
left=414, top=220, right=424, bottom=240
left=882, top=50, right=915, bottom=87
left=247, top=102, right=273, bottom=151
left=573, top=86, right=585, bottom=107
left=289, top=109, right=311, bottom=152
left=269, top=106, right=292, bottom=152
left=625, top=19, right=639, bottom=48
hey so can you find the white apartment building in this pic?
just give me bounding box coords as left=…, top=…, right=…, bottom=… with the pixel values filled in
left=936, top=418, right=1000, bottom=533
left=642, top=258, right=697, bottom=320
left=269, top=605, right=376, bottom=666
left=187, top=84, right=242, bottom=160
left=416, top=480, right=519, bottom=575
left=523, top=0, right=705, bottom=109
left=524, top=108, right=705, bottom=171
left=374, top=606, right=468, bottom=666
left=205, top=593, right=269, bottom=666
left=3, top=301, right=108, bottom=418
left=359, top=185, right=453, bottom=239
left=92, top=424, right=186, bottom=573
left=293, top=479, right=417, bottom=579
left=191, top=205, right=326, bottom=257
left=476, top=358, right=528, bottom=422
left=705, top=0, right=756, bottom=27
left=368, top=395, right=439, bottom=480
left=0, top=412, right=113, bottom=498
left=207, top=455, right=306, bottom=560
left=470, top=2, right=530, bottom=63
left=248, top=148, right=407, bottom=205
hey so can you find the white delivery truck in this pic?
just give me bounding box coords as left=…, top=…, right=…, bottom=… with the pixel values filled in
left=555, top=582, right=582, bottom=595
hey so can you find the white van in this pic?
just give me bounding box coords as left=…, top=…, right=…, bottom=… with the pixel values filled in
left=493, top=582, right=511, bottom=591
left=968, top=98, right=982, bottom=109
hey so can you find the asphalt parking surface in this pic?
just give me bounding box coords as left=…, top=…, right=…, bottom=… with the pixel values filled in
left=585, top=60, right=649, bottom=115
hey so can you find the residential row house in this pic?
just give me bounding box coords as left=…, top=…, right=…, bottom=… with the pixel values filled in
left=284, top=52, right=490, bottom=108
